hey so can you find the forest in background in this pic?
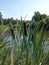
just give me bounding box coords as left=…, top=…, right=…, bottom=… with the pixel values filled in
left=0, top=11, right=49, bottom=29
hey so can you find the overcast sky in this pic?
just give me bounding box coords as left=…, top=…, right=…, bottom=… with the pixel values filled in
left=0, top=0, right=49, bottom=20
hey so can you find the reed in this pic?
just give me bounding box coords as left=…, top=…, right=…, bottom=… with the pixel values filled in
left=0, top=18, right=49, bottom=65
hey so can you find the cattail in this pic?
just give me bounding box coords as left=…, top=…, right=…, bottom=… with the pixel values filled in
left=31, top=34, right=33, bottom=41
left=10, top=28, right=15, bottom=39
left=23, top=22, right=27, bottom=36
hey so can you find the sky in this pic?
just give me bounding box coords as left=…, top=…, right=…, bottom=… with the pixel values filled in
left=0, top=0, right=49, bottom=20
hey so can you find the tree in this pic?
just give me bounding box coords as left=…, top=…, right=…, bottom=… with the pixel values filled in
left=0, top=12, right=3, bottom=25
left=46, top=17, right=49, bottom=31
left=32, top=11, right=41, bottom=22
left=32, top=11, right=47, bottom=22
left=40, top=14, right=47, bottom=20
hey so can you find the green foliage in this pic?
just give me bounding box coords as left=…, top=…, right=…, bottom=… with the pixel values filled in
left=41, top=52, right=49, bottom=65
left=0, top=12, right=49, bottom=65
left=32, top=11, right=41, bottom=22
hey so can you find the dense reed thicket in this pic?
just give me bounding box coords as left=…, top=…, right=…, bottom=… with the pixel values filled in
left=0, top=12, right=49, bottom=65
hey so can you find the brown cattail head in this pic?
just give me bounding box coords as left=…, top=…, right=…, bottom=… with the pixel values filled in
left=23, top=22, right=27, bottom=36
left=10, top=28, right=15, bottom=39
left=31, top=34, right=33, bottom=41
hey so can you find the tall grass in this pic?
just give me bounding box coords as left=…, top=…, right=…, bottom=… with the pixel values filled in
left=0, top=18, right=49, bottom=65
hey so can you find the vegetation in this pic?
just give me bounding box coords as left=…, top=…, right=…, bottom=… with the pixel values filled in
left=0, top=11, right=49, bottom=65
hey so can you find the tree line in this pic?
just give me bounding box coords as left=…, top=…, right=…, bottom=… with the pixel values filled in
left=0, top=11, right=49, bottom=31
